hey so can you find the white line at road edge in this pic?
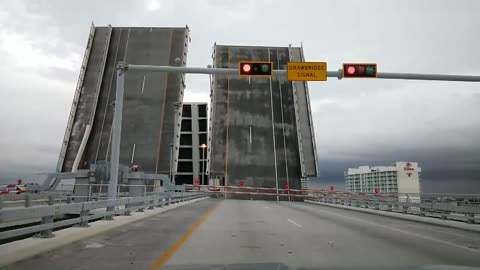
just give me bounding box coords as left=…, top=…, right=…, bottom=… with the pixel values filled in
left=288, top=218, right=303, bottom=228
left=308, top=204, right=479, bottom=253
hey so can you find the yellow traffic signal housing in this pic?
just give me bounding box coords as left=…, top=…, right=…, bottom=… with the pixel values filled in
left=343, top=63, right=377, bottom=78
left=239, top=61, right=273, bottom=78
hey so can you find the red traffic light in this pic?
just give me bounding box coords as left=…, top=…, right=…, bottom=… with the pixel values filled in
left=330, top=186, right=335, bottom=191
left=242, top=64, right=251, bottom=73
left=343, top=63, right=377, bottom=78
left=239, top=61, right=273, bottom=77
left=346, top=66, right=356, bottom=75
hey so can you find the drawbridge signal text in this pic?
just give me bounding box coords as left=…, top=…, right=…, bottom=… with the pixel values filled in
left=287, top=62, right=327, bottom=81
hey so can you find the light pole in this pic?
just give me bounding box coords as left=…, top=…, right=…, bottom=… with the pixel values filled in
left=200, top=144, right=207, bottom=186
left=171, top=102, right=181, bottom=186
left=169, top=143, right=173, bottom=186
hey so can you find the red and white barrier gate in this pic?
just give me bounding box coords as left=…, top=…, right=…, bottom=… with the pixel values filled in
left=185, top=184, right=311, bottom=198
left=185, top=184, right=399, bottom=202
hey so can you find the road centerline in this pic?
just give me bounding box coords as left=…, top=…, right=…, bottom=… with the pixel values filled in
left=148, top=201, right=223, bottom=270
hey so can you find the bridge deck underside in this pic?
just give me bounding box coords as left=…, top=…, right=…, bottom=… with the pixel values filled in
left=209, top=45, right=317, bottom=200
left=60, top=27, right=188, bottom=176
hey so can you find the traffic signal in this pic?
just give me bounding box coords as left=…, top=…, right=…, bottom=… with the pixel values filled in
left=239, top=61, right=273, bottom=77
left=342, top=63, right=377, bottom=78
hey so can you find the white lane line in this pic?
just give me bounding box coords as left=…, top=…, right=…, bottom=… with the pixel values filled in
left=123, top=28, right=131, bottom=60
left=288, top=218, right=303, bottom=228
left=141, top=75, right=146, bottom=94
left=311, top=206, right=480, bottom=253
left=249, top=126, right=252, bottom=144
left=130, top=143, right=136, bottom=164
left=264, top=206, right=270, bottom=209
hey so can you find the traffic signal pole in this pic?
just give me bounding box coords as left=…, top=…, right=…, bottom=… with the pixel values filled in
left=127, top=63, right=480, bottom=82
left=375, top=72, right=480, bottom=82
left=108, top=61, right=480, bottom=202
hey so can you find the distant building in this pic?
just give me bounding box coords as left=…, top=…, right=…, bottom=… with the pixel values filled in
left=176, top=103, right=208, bottom=185
left=345, top=162, right=422, bottom=194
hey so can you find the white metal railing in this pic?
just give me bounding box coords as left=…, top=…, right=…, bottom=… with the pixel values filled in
left=185, top=184, right=310, bottom=198
left=0, top=191, right=206, bottom=242
left=60, top=183, right=152, bottom=202
left=186, top=184, right=480, bottom=224
left=0, top=184, right=164, bottom=209
left=305, top=190, right=480, bottom=224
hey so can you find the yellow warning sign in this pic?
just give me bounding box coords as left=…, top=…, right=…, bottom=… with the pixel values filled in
left=287, top=62, right=327, bottom=81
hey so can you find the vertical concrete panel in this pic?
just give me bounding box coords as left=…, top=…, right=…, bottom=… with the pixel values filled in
left=60, top=26, right=189, bottom=182
left=62, top=27, right=110, bottom=172
left=159, top=29, right=188, bottom=176
left=276, top=48, right=302, bottom=191
left=226, top=46, right=277, bottom=190
left=120, top=28, right=173, bottom=174
left=289, top=48, right=318, bottom=177
left=209, top=45, right=311, bottom=200
left=87, top=27, right=130, bottom=164
left=85, top=28, right=123, bottom=167
left=209, top=45, right=308, bottom=199
left=208, top=46, right=229, bottom=176
left=58, top=24, right=96, bottom=172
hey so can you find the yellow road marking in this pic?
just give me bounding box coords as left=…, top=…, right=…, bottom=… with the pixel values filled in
left=148, top=201, right=223, bottom=270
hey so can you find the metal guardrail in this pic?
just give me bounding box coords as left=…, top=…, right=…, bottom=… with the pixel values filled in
left=0, top=192, right=148, bottom=210
left=0, top=194, right=66, bottom=209
left=0, top=192, right=206, bottom=241
left=0, top=184, right=161, bottom=209
left=185, top=184, right=309, bottom=199
left=307, top=192, right=480, bottom=224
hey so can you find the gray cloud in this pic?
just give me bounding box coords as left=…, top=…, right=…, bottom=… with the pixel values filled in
left=0, top=0, right=479, bottom=193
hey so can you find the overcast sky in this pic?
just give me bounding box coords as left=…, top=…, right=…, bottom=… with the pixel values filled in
left=0, top=0, right=479, bottom=192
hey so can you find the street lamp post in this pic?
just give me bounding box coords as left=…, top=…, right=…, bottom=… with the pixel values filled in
left=171, top=102, right=181, bottom=186
left=169, top=143, right=173, bottom=185
left=200, top=144, right=207, bottom=186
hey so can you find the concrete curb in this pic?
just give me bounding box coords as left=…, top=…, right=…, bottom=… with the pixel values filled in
left=304, top=200, right=480, bottom=233
left=0, top=196, right=208, bottom=267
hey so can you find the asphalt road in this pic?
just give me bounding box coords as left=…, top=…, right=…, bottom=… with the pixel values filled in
left=4, top=199, right=480, bottom=270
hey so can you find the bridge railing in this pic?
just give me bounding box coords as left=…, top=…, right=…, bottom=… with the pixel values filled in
left=185, top=184, right=309, bottom=199
left=185, top=185, right=480, bottom=224
left=0, top=191, right=206, bottom=242
left=0, top=193, right=68, bottom=209
left=0, top=183, right=183, bottom=210
left=306, top=191, right=480, bottom=224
